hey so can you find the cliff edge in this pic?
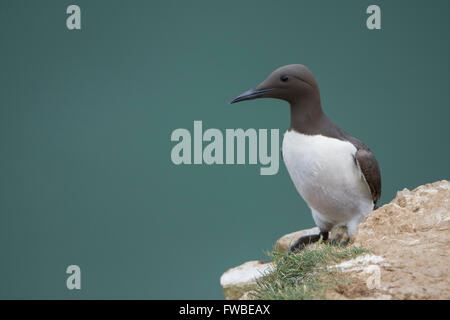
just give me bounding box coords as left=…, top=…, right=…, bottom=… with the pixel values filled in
left=220, top=180, right=450, bottom=300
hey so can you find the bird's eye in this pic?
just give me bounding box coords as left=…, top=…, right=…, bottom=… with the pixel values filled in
left=280, top=75, right=289, bottom=82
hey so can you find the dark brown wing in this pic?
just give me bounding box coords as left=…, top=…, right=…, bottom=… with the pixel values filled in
left=355, top=148, right=382, bottom=206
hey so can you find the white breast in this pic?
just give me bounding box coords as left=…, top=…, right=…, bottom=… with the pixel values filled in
left=282, top=130, right=373, bottom=231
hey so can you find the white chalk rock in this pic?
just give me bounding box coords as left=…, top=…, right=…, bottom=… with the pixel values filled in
left=220, top=260, right=274, bottom=300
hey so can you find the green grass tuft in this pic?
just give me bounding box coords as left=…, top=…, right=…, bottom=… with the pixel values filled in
left=251, top=243, right=369, bottom=300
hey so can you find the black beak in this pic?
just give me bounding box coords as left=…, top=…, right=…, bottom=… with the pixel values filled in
left=229, top=88, right=274, bottom=104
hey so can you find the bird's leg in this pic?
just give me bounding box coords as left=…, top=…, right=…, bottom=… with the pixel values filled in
left=329, top=224, right=350, bottom=246
left=289, top=231, right=329, bottom=253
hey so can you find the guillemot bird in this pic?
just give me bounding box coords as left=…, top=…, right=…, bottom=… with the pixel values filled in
left=230, top=64, right=381, bottom=251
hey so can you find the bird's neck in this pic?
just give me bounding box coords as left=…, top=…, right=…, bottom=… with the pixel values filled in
left=289, top=96, right=345, bottom=139
left=289, top=94, right=327, bottom=135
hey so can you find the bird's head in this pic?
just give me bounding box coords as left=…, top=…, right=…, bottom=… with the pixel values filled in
left=230, top=64, right=320, bottom=106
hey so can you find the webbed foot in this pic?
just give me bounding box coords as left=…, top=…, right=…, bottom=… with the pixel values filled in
left=289, top=231, right=329, bottom=253
left=329, top=224, right=350, bottom=246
